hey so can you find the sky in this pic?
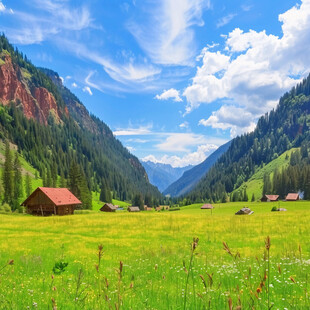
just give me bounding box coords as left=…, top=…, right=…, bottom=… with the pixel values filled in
left=1, top=0, right=310, bottom=167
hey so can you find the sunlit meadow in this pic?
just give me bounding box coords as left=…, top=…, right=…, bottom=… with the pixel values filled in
left=0, top=201, right=310, bottom=309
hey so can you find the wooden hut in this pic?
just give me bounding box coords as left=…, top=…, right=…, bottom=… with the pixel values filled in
left=21, top=187, right=81, bottom=216
left=261, top=195, right=279, bottom=202
left=128, top=206, right=140, bottom=212
left=286, top=193, right=300, bottom=201
left=201, top=204, right=214, bottom=209
left=100, top=203, right=117, bottom=212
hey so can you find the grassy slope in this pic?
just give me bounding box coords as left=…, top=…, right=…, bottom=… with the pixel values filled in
left=0, top=201, right=310, bottom=308
left=233, top=148, right=297, bottom=201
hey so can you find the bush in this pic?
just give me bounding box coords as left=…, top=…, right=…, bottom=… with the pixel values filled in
left=271, top=206, right=278, bottom=212
left=2, top=203, right=11, bottom=213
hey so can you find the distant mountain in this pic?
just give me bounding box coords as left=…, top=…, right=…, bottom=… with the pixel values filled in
left=163, top=141, right=231, bottom=197
left=141, top=161, right=192, bottom=192
left=0, top=35, right=161, bottom=208
left=187, top=75, right=310, bottom=202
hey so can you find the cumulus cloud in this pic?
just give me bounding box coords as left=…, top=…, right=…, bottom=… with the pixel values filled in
left=155, top=88, right=183, bottom=102
left=127, top=0, right=210, bottom=65
left=179, top=121, right=189, bottom=129
left=184, top=0, right=310, bottom=135
left=83, top=86, right=93, bottom=95
left=142, top=143, right=219, bottom=167
left=199, top=105, right=256, bottom=137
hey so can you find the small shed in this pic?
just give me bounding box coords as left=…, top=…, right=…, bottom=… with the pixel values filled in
left=235, top=207, right=254, bottom=215
left=21, top=187, right=81, bottom=216
left=201, top=204, right=214, bottom=209
left=286, top=193, right=300, bottom=201
left=100, top=203, right=117, bottom=212
left=261, top=195, right=279, bottom=202
left=128, top=206, right=140, bottom=212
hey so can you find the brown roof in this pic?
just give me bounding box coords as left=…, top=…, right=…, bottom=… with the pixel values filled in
left=264, top=195, right=279, bottom=201
left=100, top=203, right=117, bottom=211
left=286, top=193, right=299, bottom=200
left=22, top=187, right=82, bottom=206
left=128, top=206, right=140, bottom=212
left=201, top=204, right=214, bottom=209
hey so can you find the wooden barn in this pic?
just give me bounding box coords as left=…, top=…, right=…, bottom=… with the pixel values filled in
left=201, top=204, right=214, bottom=209
left=100, top=203, right=117, bottom=212
left=261, top=195, right=279, bottom=202
left=21, top=187, right=81, bottom=216
left=286, top=193, right=300, bottom=201
left=128, top=206, right=140, bottom=212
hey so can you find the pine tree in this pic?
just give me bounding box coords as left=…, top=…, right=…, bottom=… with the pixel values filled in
left=12, top=153, right=23, bottom=210
left=243, top=188, right=248, bottom=202
left=25, top=173, right=32, bottom=197
left=59, top=171, right=66, bottom=188
left=132, top=194, right=144, bottom=210
left=2, top=141, right=13, bottom=204
left=251, top=193, right=255, bottom=202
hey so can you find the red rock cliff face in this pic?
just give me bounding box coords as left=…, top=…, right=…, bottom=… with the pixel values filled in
left=0, top=55, right=61, bottom=124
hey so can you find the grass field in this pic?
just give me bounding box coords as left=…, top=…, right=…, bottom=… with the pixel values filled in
left=0, top=201, right=310, bottom=309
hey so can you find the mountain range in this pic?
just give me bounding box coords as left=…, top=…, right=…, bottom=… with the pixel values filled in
left=141, top=161, right=192, bottom=192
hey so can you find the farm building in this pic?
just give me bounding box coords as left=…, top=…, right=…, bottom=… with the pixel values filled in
left=100, top=203, right=117, bottom=212
left=286, top=193, right=300, bottom=201
left=201, top=204, right=214, bottom=209
left=144, top=205, right=153, bottom=211
left=261, top=195, right=279, bottom=202
left=128, top=206, right=140, bottom=212
left=21, top=187, right=81, bottom=216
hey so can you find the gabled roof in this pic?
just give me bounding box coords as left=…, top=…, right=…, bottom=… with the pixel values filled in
left=201, top=204, right=214, bottom=209
left=286, top=193, right=299, bottom=200
left=265, top=195, right=279, bottom=201
left=128, top=206, right=140, bottom=212
left=100, top=203, right=117, bottom=211
left=21, top=187, right=82, bottom=206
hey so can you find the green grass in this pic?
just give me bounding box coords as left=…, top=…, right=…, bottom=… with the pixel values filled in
left=234, top=148, right=297, bottom=200
left=0, top=201, right=310, bottom=309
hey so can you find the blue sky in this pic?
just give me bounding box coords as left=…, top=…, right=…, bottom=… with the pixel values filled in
left=1, top=0, right=310, bottom=167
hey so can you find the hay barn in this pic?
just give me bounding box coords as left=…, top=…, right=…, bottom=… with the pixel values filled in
left=21, top=187, right=81, bottom=216
left=128, top=206, right=140, bottom=212
left=100, top=203, right=117, bottom=212
left=261, top=195, right=279, bottom=202
left=286, top=193, right=300, bottom=201
left=201, top=204, right=214, bottom=209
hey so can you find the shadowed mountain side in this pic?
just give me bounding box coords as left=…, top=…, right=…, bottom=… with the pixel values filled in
left=163, top=141, right=232, bottom=197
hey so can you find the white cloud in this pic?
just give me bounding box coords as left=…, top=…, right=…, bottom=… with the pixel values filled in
left=71, top=82, right=78, bottom=88
left=83, top=86, right=93, bottom=95
left=142, top=143, right=219, bottom=167
left=126, top=146, right=136, bottom=152
left=155, top=88, right=183, bottom=102
left=113, top=125, right=153, bottom=136
left=184, top=0, right=310, bottom=134
left=0, top=2, right=5, bottom=12
left=216, top=13, right=236, bottom=28
left=156, top=133, right=208, bottom=152
left=199, top=105, right=256, bottom=137
left=3, top=1, right=92, bottom=44
left=127, top=0, right=210, bottom=65
left=179, top=121, right=189, bottom=129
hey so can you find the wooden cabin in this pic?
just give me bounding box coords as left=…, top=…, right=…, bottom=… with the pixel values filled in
left=261, top=195, right=279, bottom=202
left=201, top=204, right=214, bottom=209
left=128, top=206, right=140, bottom=212
left=286, top=193, right=300, bottom=201
left=100, top=203, right=117, bottom=212
left=21, top=187, right=81, bottom=216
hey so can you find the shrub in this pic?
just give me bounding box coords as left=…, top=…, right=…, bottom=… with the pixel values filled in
left=271, top=206, right=278, bottom=212
left=2, top=203, right=11, bottom=213
left=169, top=207, right=180, bottom=212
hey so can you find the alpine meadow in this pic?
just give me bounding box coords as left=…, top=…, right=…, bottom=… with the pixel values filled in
left=1, top=0, right=310, bottom=309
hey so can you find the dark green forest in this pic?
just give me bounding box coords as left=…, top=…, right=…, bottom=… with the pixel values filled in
left=0, top=35, right=162, bottom=209
left=187, top=75, right=310, bottom=202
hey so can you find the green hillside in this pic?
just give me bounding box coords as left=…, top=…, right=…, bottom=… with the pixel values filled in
left=233, top=148, right=298, bottom=201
